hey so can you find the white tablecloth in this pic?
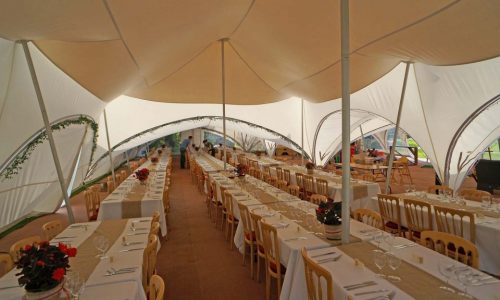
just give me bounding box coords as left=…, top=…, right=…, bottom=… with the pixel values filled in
left=98, top=155, right=169, bottom=237
left=0, top=218, right=151, bottom=300
left=361, top=192, right=500, bottom=276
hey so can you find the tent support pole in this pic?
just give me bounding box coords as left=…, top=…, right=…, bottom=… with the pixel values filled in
left=103, top=109, right=116, bottom=188
left=301, top=98, right=305, bottom=166
left=385, top=62, right=411, bottom=194
left=125, top=150, right=130, bottom=169
left=21, top=41, right=75, bottom=224
left=221, top=38, right=228, bottom=170
left=340, top=0, right=350, bottom=243
left=359, top=125, right=365, bottom=152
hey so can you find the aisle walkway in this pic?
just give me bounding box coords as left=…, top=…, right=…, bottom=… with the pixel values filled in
left=156, top=157, right=266, bottom=299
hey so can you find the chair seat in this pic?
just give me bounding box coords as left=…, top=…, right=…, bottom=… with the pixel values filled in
left=269, top=260, right=286, bottom=274
left=244, top=231, right=256, bottom=242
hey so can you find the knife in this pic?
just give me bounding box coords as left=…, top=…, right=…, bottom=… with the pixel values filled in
left=120, top=248, right=144, bottom=252
left=345, top=282, right=377, bottom=291
left=311, top=251, right=336, bottom=258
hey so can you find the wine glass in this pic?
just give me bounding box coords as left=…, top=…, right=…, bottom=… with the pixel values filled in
left=437, top=259, right=456, bottom=293
left=386, top=252, right=402, bottom=282
left=372, top=249, right=386, bottom=277
left=92, top=236, right=110, bottom=259
left=456, top=271, right=473, bottom=299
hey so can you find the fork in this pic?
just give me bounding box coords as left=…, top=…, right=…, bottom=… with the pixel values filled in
left=366, top=291, right=396, bottom=300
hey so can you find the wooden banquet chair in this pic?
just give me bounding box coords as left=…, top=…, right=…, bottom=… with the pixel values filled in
left=394, top=156, right=413, bottom=184
left=295, top=172, right=305, bottom=200
left=260, top=221, right=286, bottom=300
left=0, top=253, right=14, bottom=277
left=217, top=186, right=228, bottom=230
left=106, top=176, right=115, bottom=194
left=420, top=231, right=479, bottom=269
left=149, top=274, right=165, bottom=300
left=84, top=189, right=98, bottom=221
left=427, top=185, right=453, bottom=196
left=150, top=222, right=161, bottom=239
left=403, top=198, right=433, bottom=242
left=353, top=208, right=382, bottom=229
left=283, top=169, right=291, bottom=185
left=277, top=180, right=288, bottom=192
left=433, top=205, right=476, bottom=243
left=315, top=178, right=328, bottom=198
left=377, top=194, right=405, bottom=236
left=142, top=234, right=159, bottom=293
left=276, top=167, right=284, bottom=181
left=10, top=236, right=41, bottom=261
left=238, top=203, right=256, bottom=278
left=249, top=211, right=266, bottom=282
left=303, top=175, right=315, bottom=201
left=458, top=189, right=492, bottom=202
left=301, top=248, right=334, bottom=300
left=42, top=220, right=63, bottom=241
left=288, top=185, right=301, bottom=198
left=224, top=191, right=239, bottom=249
left=310, top=194, right=327, bottom=205
left=152, top=211, right=161, bottom=224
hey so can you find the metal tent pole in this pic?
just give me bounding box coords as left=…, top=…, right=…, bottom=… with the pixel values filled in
left=385, top=62, right=411, bottom=194
left=221, top=38, right=228, bottom=170
left=359, top=125, right=365, bottom=152
left=301, top=98, right=305, bottom=166
left=21, top=41, right=75, bottom=223
left=103, top=109, right=116, bottom=187
left=340, top=0, right=350, bottom=243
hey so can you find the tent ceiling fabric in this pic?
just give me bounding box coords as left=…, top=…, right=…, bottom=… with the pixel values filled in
left=1, top=1, right=499, bottom=103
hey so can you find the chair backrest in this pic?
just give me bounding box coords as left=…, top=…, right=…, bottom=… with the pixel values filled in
left=403, top=198, right=433, bottom=240
left=142, top=234, right=159, bottom=292
left=260, top=220, right=283, bottom=276
left=152, top=211, right=161, bottom=224
left=249, top=211, right=264, bottom=253
left=288, top=185, right=301, bottom=198
left=238, top=203, right=253, bottom=239
left=150, top=221, right=161, bottom=237
left=459, top=189, right=492, bottom=202
left=296, top=172, right=305, bottom=189
left=303, top=175, right=314, bottom=194
left=263, top=166, right=271, bottom=177
left=224, top=191, right=235, bottom=219
left=267, top=177, right=278, bottom=187
left=0, top=253, right=14, bottom=277
left=277, top=180, right=288, bottom=192
left=420, top=231, right=479, bottom=268
left=301, top=248, right=334, bottom=300
left=315, top=179, right=328, bottom=197
left=42, top=220, right=63, bottom=241
left=310, top=194, right=327, bottom=205
left=106, top=178, right=115, bottom=193
left=283, top=169, right=291, bottom=184
left=427, top=185, right=453, bottom=196
left=254, top=169, right=262, bottom=180
left=149, top=274, right=165, bottom=300
left=84, top=190, right=97, bottom=221
left=377, top=194, right=403, bottom=235
left=353, top=208, right=382, bottom=229
left=10, top=235, right=41, bottom=261
left=433, top=205, right=475, bottom=243
left=276, top=167, right=284, bottom=180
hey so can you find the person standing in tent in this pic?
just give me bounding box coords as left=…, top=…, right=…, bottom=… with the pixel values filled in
left=179, top=136, right=192, bottom=169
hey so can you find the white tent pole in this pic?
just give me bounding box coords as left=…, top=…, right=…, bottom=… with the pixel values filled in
left=359, top=125, right=365, bottom=152
left=221, top=38, right=228, bottom=170
left=125, top=150, right=130, bottom=168
left=103, top=109, right=116, bottom=187
left=301, top=98, right=305, bottom=166
left=385, top=62, right=411, bottom=194
left=340, top=0, right=350, bottom=244
left=21, top=41, right=75, bottom=224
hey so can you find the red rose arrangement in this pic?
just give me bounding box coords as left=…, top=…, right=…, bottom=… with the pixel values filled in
left=134, top=168, right=150, bottom=182
left=15, top=242, right=77, bottom=292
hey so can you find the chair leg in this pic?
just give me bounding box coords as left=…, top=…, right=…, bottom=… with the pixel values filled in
left=256, top=255, right=261, bottom=283
left=265, top=268, right=271, bottom=300
left=277, top=274, right=282, bottom=299
left=250, top=244, right=254, bottom=279
left=242, top=242, right=247, bottom=266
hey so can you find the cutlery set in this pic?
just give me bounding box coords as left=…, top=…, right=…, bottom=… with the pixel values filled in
left=284, top=237, right=308, bottom=242
left=105, top=267, right=138, bottom=276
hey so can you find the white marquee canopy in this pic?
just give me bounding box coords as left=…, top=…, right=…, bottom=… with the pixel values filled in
left=0, top=1, right=499, bottom=229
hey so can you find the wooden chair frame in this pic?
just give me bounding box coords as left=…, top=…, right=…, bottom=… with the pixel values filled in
left=420, top=230, right=479, bottom=268
left=261, top=221, right=285, bottom=300
left=377, top=194, right=404, bottom=236
left=301, top=248, right=334, bottom=300
left=42, top=220, right=63, bottom=241
left=315, top=178, right=328, bottom=198
left=249, top=211, right=266, bottom=282
left=238, top=203, right=256, bottom=278
left=403, top=198, right=433, bottom=242
left=433, top=205, right=475, bottom=243
left=353, top=208, right=382, bottom=229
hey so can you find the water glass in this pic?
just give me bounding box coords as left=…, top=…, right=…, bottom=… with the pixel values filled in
left=456, top=271, right=474, bottom=299
left=372, top=249, right=386, bottom=277
left=386, top=252, right=402, bottom=282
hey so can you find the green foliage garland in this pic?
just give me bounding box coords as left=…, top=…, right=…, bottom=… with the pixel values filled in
left=0, top=115, right=98, bottom=180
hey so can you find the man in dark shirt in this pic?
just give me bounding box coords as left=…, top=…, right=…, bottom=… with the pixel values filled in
left=179, top=136, right=192, bottom=168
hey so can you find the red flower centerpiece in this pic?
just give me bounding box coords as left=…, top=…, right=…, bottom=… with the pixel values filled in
left=134, top=168, right=150, bottom=183
left=15, top=241, right=77, bottom=295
